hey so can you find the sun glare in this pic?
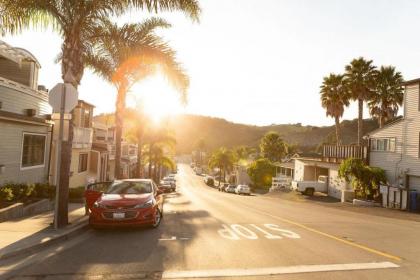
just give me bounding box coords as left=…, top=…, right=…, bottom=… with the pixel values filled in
left=127, top=75, right=184, bottom=125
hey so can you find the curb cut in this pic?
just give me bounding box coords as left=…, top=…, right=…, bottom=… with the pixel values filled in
left=0, top=217, right=89, bottom=261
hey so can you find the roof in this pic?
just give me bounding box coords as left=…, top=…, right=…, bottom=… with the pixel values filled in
left=402, top=78, right=420, bottom=86
left=0, top=40, right=41, bottom=67
left=274, top=161, right=295, bottom=169
left=364, top=116, right=404, bottom=137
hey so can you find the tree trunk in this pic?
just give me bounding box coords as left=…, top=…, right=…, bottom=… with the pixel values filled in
left=56, top=34, right=84, bottom=228
left=148, top=143, right=154, bottom=179
left=357, top=98, right=363, bottom=145
left=334, top=116, right=341, bottom=145
left=114, top=86, right=126, bottom=179
left=136, top=133, right=143, bottom=178
left=157, top=164, right=162, bottom=181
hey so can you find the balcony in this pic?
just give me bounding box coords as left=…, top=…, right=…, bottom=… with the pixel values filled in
left=322, top=145, right=368, bottom=164
left=73, top=127, right=93, bottom=149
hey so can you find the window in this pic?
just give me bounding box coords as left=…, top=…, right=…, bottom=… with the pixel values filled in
left=78, top=153, right=88, bottom=173
left=370, top=138, right=396, bottom=152
left=21, top=133, right=46, bottom=168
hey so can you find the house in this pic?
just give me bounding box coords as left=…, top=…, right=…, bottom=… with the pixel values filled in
left=0, top=40, right=53, bottom=186
left=366, top=78, right=420, bottom=208
left=49, top=100, right=95, bottom=188
left=288, top=145, right=368, bottom=201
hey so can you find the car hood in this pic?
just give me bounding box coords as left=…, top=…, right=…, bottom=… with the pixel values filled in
left=98, top=193, right=153, bottom=207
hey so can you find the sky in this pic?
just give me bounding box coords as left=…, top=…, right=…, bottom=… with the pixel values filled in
left=3, top=0, right=420, bottom=126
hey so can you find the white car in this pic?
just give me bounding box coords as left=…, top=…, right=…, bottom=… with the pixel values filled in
left=235, top=184, right=251, bottom=195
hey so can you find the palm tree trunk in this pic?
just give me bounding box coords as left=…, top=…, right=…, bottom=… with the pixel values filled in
left=114, top=86, right=126, bottom=179
left=148, top=143, right=154, bottom=178
left=357, top=98, right=363, bottom=145
left=56, top=35, right=84, bottom=228
left=334, top=116, right=342, bottom=145
left=136, top=134, right=143, bottom=178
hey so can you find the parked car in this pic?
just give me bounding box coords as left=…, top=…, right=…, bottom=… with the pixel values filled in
left=291, top=175, right=328, bottom=196
left=225, top=184, right=237, bottom=193
left=204, top=176, right=214, bottom=187
left=85, top=179, right=164, bottom=228
left=159, top=182, right=175, bottom=193
left=162, top=177, right=176, bottom=188
left=218, top=183, right=229, bottom=192
left=235, top=184, right=251, bottom=195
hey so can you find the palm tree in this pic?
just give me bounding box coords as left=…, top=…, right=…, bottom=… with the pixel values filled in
left=208, top=148, right=235, bottom=186
left=369, top=66, right=404, bottom=128
left=344, top=57, right=377, bottom=145
left=320, top=73, right=349, bottom=145
left=147, top=144, right=175, bottom=181
left=0, top=0, right=200, bottom=227
left=85, top=19, right=190, bottom=179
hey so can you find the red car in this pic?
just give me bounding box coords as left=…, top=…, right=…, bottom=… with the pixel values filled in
left=85, top=179, right=164, bottom=228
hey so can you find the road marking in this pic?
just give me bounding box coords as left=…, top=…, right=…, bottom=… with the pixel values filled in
left=162, top=261, right=399, bottom=278
left=239, top=205, right=402, bottom=261
left=159, top=236, right=177, bottom=241
left=218, top=224, right=301, bottom=240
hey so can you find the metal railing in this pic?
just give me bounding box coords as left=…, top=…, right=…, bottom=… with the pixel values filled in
left=322, top=145, right=368, bottom=163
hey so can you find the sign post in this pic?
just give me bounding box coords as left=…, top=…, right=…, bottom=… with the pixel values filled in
left=49, top=83, right=78, bottom=229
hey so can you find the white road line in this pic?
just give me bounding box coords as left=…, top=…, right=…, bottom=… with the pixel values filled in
left=159, top=236, right=177, bottom=241
left=162, top=262, right=399, bottom=279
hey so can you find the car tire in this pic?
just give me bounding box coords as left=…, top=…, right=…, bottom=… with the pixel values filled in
left=305, top=188, right=315, bottom=196
left=152, top=208, right=162, bottom=228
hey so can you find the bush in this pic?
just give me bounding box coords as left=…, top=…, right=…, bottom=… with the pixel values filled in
left=69, top=186, right=85, bottom=200
left=247, top=158, right=276, bottom=189
left=338, top=158, right=387, bottom=200
left=0, top=182, right=55, bottom=202
left=0, top=187, right=14, bottom=202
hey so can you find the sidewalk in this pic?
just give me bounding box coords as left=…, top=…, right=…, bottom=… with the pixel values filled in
left=0, top=203, right=88, bottom=260
left=265, top=191, right=420, bottom=222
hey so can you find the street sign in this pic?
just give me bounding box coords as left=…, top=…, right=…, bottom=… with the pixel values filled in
left=48, top=83, right=78, bottom=113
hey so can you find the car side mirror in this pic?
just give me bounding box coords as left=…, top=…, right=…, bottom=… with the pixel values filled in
left=156, top=188, right=164, bottom=196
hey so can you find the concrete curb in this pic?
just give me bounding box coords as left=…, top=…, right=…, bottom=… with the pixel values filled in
left=0, top=217, right=89, bottom=261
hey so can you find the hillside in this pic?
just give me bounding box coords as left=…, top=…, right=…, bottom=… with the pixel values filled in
left=93, top=113, right=379, bottom=154
left=168, top=115, right=379, bottom=153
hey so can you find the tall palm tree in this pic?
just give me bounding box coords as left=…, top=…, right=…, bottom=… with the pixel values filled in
left=85, top=18, right=189, bottom=179
left=320, top=73, right=349, bottom=145
left=344, top=57, right=377, bottom=145
left=0, top=0, right=200, bottom=227
left=208, top=148, right=234, bottom=186
left=146, top=144, right=175, bottom=181
left=369, top=66, right=404, bottom=128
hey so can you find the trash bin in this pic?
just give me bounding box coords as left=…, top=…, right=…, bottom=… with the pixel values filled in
left=409, top=191, right=417, bottom=212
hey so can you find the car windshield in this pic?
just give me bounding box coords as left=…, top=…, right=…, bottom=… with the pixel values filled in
left=105, top=181, right=152, bottom=194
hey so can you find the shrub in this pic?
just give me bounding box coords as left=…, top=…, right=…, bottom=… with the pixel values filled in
left=69, top=186, right=85, bottom=200
left=0, top=187, right=14, bottom=202
left=339, top=158, right=387, bottom=200
left=247, top=158, right=276, bottom=189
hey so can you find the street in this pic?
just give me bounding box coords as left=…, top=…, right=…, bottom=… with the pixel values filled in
left=1, top=163, right=420, bottom=280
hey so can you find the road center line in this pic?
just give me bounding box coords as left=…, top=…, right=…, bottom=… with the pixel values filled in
left=162, top=261, right=399, bottom=278
left=239, top=204, right=402, bottom=261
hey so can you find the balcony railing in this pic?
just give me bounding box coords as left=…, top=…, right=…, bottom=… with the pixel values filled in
left=322, top=145, right=368, bottom=164
left=73, top=127, right=93, bottom=149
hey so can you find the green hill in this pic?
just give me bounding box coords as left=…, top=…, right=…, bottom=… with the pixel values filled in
left=93, top=113, right=379, bottom=154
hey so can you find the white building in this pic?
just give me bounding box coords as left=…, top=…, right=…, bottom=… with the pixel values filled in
left=366, top=78, right=420, bottom=192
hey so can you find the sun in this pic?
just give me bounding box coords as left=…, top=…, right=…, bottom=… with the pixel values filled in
left=127, top=75, right=184, bottom=124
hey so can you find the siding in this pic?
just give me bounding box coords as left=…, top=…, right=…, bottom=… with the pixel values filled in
left=0, top=121, right=51, bottom=185
left=369, top=121, right=403, bottom=184
left=401, top=84, right=420, bottom=179
left=0, top=82, right=51, bottom=116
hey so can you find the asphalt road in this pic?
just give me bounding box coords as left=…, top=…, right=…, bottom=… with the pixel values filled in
left=2, top=163, right=420, bottom=279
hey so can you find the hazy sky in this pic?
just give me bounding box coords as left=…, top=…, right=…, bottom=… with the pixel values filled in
left=3, top=0, right=420, bottom=126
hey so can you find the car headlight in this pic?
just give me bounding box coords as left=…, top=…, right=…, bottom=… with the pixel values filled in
left=93, top=201, right=105, bottom=208
left=134, top=199, right=155, bottom=209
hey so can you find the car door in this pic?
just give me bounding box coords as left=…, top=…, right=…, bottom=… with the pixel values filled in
left=85, top=181, right=112, bottom=210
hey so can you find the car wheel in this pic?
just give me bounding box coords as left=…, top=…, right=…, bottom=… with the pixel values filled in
left=305, top=188, right=315, bottom=196
left=152, top=208, right=162, bottom=228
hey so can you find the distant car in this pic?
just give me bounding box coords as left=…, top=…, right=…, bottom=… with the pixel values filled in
left=161, top=178, right=176, bottom=189
left=218, top=183, right=229, bottom=192
left=204, top=176, right=214, bottom=187
left=235, top=184, right=251, bottom=195
left=159, top=182, right=175, bottom=193
left=225, top=184, right=237, bottom=193
left=168, top=174, right=176, bottom=178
